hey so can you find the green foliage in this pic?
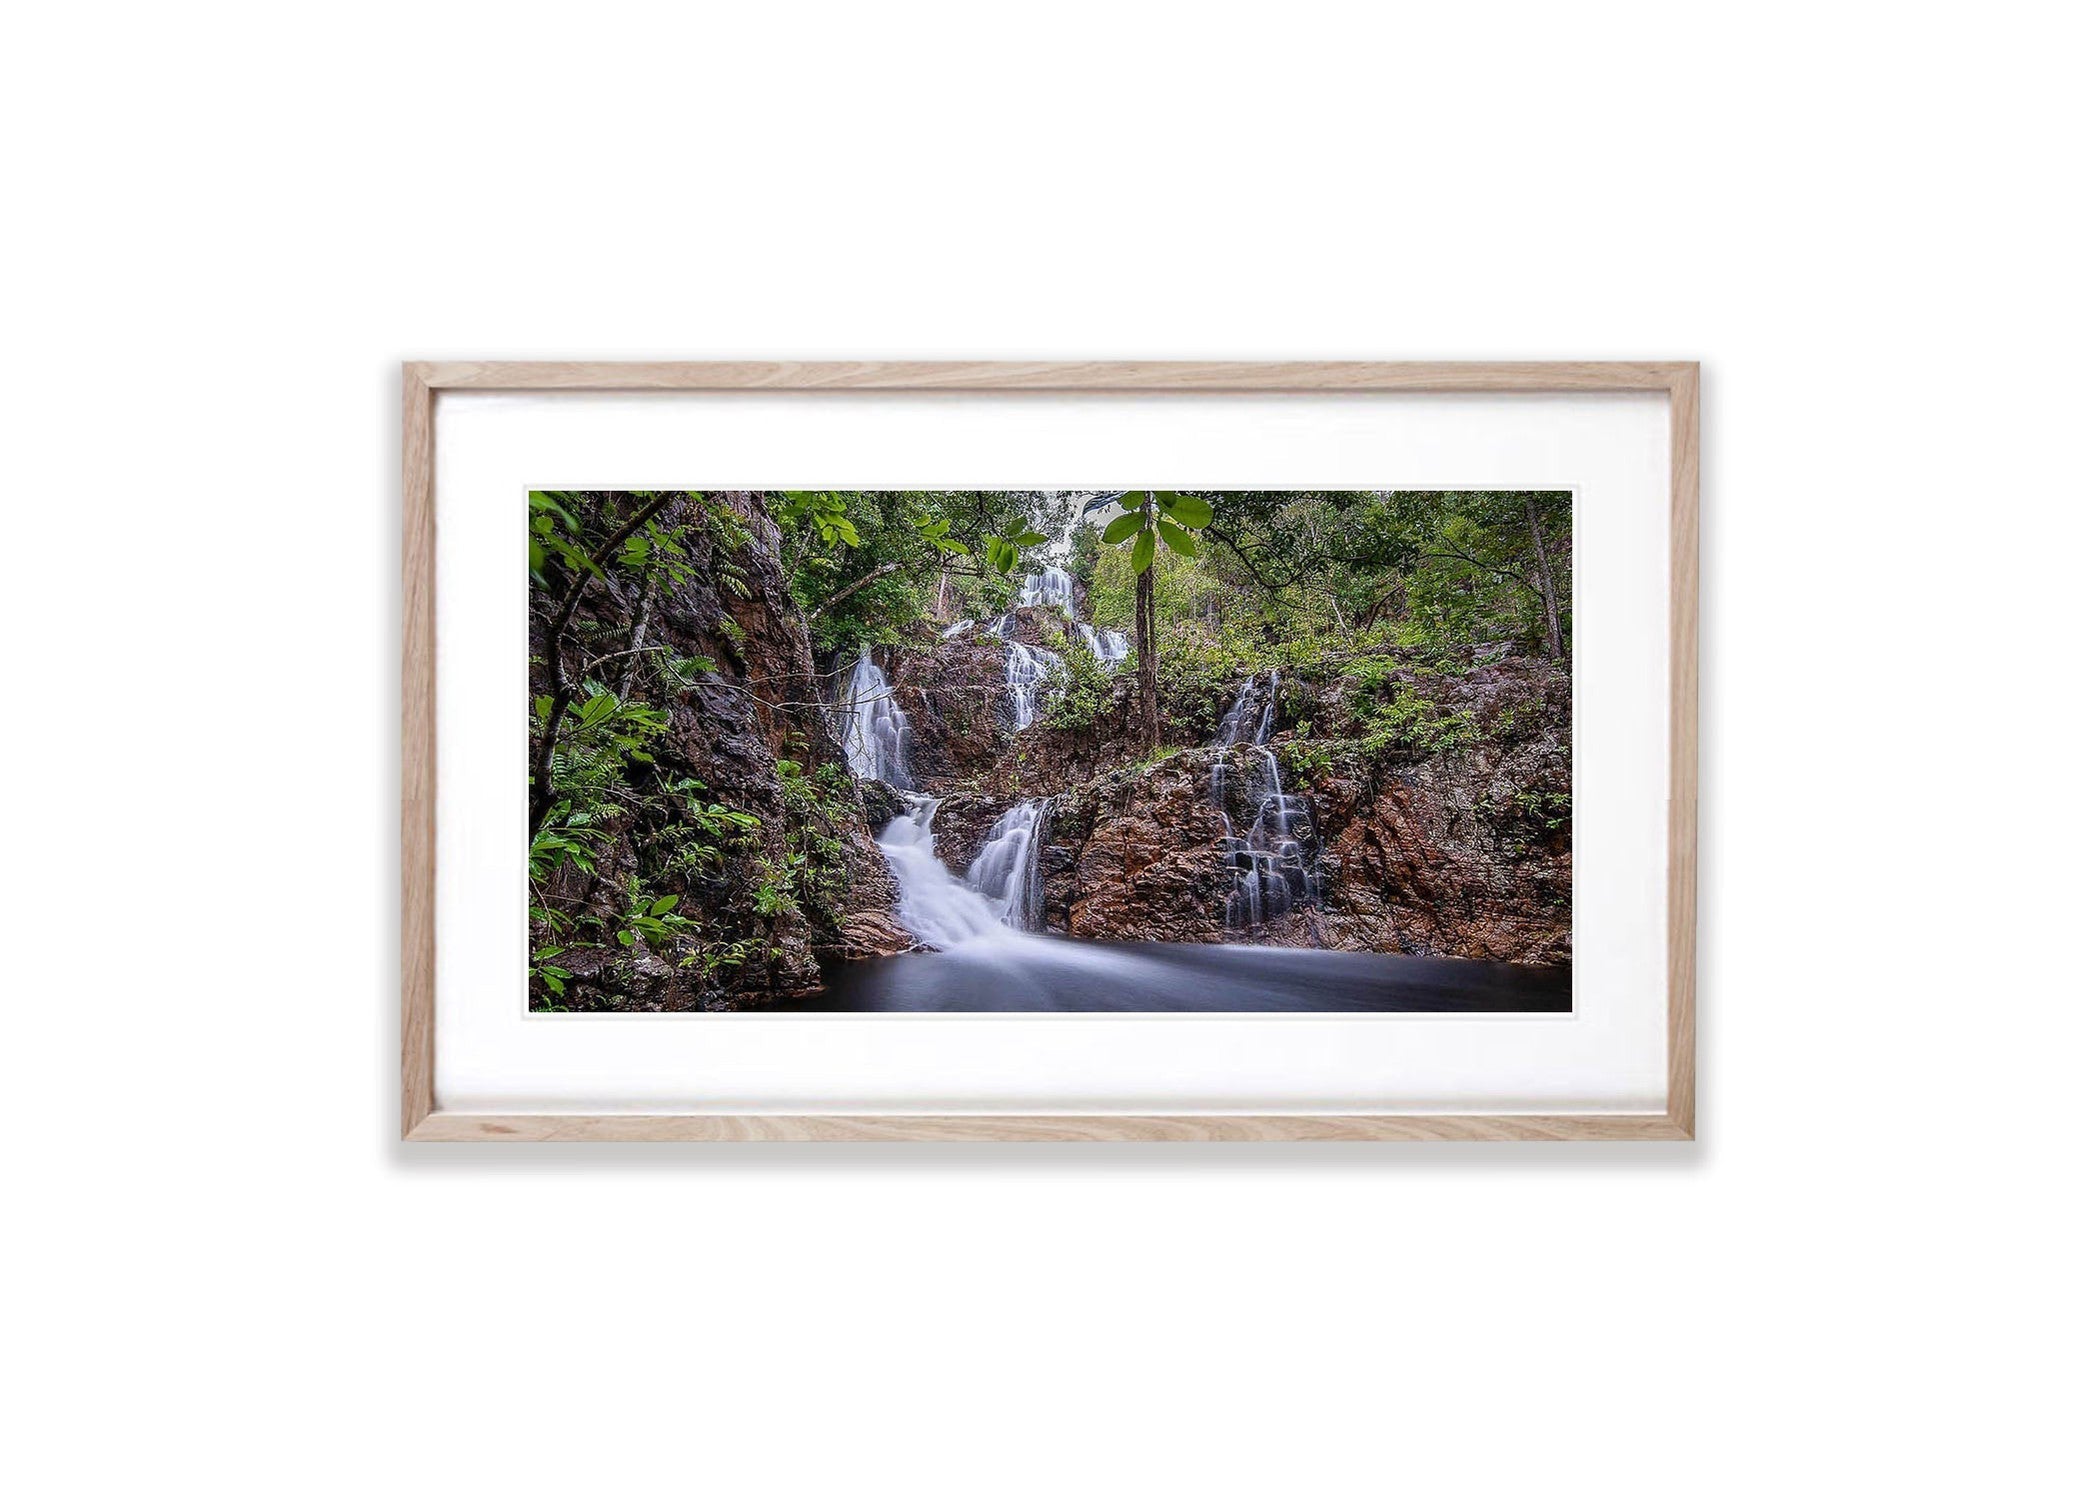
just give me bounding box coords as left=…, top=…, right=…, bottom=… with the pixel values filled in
left=1101, top=490, right=1211, bottom=576
left=1355, top=685, right=1482, bottom=760
left=777, top=490, right=1055, bottom=655
left=777, top=490, right=861, bottom=549
left=1273, top=739, right=1336, bottom=780
left=615, top=880, right=695, bottom=949
left=534, top=684, right=666, bottom=799
left=1188, top=489, right=1570, bottom=660
left=771, top=755, right=859, bottom=923
left=1042, top=639, right=1114, bottom=731
left=1154, top=622, right=1254, bottom=740
left=528, top=490, right=588, bottom=586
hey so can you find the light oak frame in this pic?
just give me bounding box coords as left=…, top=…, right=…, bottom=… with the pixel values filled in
left=402, top=361, right=1699, bottom=1142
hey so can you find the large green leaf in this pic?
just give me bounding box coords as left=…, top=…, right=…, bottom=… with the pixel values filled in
left=1116, top=491, right=1146, bottom=511
left=1156, top=516, right=1197, bottom=556
left=1160, top=493, right=1213, bottom=529
left=1101, top=512, right=1145, bottom=545
left=1131, top=529, right=1157, bottom=575
left=1015, top=531, right=1050, bottom=547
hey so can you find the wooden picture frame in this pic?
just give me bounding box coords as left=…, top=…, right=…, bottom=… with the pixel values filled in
left=402, top=361, right=1698, bottom=1141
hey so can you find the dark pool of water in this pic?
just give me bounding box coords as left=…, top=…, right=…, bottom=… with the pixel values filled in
left=767, top=938, right=1571, bottom=1013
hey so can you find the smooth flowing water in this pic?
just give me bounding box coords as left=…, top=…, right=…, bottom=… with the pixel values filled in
left=1210, top=671, right=1321, bottom=930
left=784, top=942, right=1570, bottom=1012
left=838, top=650, right=912, bottom=788
left=964, top=799, right=1048, bottom=930
left=876, top=795, right=1015, bottom=948
left=1013, top=565, right=1130, bottom=673
left=1077, top=622, right=1130, bottom=669
left=1017, top=565, right=1078, bottom=615
left=1002, top=640, right=1062, bottom=729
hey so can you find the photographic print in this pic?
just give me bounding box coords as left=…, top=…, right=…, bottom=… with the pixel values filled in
left=528, top=489, right=1572, bottom=1014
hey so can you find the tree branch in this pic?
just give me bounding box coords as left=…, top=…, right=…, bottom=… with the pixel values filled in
left=809, top=560, right=905, bottom=619
left=530, top=492, right=675, bottom=833
left=1419, top=549, right=1543, bottom=599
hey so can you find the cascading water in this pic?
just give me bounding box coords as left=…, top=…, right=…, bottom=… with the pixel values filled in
left=876, top=795, right=1014, bottom=948
left=1017, top=566, right=1078, bottom=615
left=1212, top=673, right=1267, bottom=747
left=1210, top=671, right=1322, bottom=932
left=1002, top=640, right=1062, bottom=729
left=1003, top=566, right=1131, bottom=693
left=837, top=649, right=912, bottom=788
left=1077, top=623, right=1130, bottom=669
left=964, top=799, right=1048, bottom=931
left=831, top=619, right=1057, bottom=947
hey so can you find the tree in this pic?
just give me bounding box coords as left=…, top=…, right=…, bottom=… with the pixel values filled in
left=775, top=491, right=1047, bottom=653
left=1099, top=490, right=1212, bottom=747
left=1522, top=494, right=1565, bottom=660
left=528, top=489, right=689, bottom=834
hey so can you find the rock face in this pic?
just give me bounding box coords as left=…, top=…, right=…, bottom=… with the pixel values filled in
left=928, top=792, right=1008, bottom=873
left=1289, top=657, right=1572, bottom=963
left=1040, top=752, right=1238, bottom=942
left=889, top=609, right=1146, bottom=797
left=1306, top=757, right=1570, bottom=964
left=958, top=657, right=1574, bottom=964
left=884, top=629, right=1009, bottom=789
left=530, top=491, right=909, bottom=1012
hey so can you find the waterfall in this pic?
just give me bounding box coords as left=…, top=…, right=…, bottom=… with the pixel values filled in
left=837, top=649, right=912, bottom=789
left=1210, top=672, right=1322, bottom=932
left=877, top=795, right=1014, bottom=947
left=1212, top=670, right=1273, bottom=747
left=1077, top=623, right=1130, bottom=669
left=940, top=618, right=976, bottom=640
left=1003, top=640, right=1062, bottom=729
left=1010, top=566, right=1130, bottom=677
left=965, top=799, right=1048, bottom=931
left=1017, top=565, right=1077, bottom=615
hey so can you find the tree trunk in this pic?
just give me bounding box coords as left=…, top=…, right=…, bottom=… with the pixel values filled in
left=1523, top=496, right=1565, bottom=660
left=1136, top=493, right=1160, bottom=749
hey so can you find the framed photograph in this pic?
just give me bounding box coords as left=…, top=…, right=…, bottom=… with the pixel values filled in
left=403, top=361, right=1697, bottom=1140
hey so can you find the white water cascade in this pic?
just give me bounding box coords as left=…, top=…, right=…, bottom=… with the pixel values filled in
left=837, top=649, right=913, bottom=788
left=837, top=646, right=1052, bottom=949
left=1017, top=565, right=1078, bottom=614
left=964, top=799, right=1048, bottom=930
left=1210, top=671, right=1322, bottom=931
left=1002, top=639, right=1062, bottom=729
left=1212, top=671, right=1271, bottom=748
left=1077, top=623, right=1130, bottom=669
left=876, top=796, right=1014, bottom=947
left=940, top=618, right=977, bottom=640
left=1013, top=565, right=1130, bottom=672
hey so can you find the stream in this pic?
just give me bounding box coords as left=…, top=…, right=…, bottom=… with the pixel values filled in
left=787, top=941, right=1569, bottom=1012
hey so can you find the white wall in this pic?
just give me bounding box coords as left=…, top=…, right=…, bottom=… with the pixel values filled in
left=9, top=4, right=2091, bottom=1496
